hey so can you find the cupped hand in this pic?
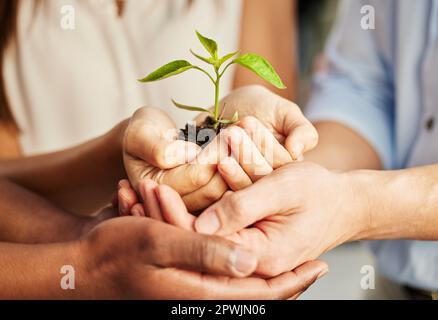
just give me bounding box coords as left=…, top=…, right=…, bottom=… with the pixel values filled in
left=194, top=162, right=369, bottom=276
left=123, top=107, right=294, bottom=212
left=79, top=215, right=327, bottom=299
left=196, top=85, right=319, bottom=161
left=116, top=177, right=331, bottom=283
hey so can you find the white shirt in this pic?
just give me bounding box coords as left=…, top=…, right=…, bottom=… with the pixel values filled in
left=3, top=0, right=242, bottom=154
left=306, top=0, right=438, bottom=290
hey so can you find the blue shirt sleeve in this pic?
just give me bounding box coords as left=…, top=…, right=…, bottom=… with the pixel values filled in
left=305, top=0, right=395, bottom=169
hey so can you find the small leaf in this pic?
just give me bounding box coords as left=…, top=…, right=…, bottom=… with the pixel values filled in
left=196, top=30, right=218, bottom=59
left=217, top=112, right=239, bottom=125
left=139, top=60, right=193, bottom=82
left=190, top=49, right=214, bottom=65
left=218, top=51, right=239, bottom=67
left=217, top=118, right=238, bottom=125
left=233, top=54, right=286, bottom=89
left=231, top=111, right=239, bottom=122
left=172, top=99, right=211, bottom=113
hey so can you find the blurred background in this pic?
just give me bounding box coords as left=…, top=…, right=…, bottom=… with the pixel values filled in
left=297, top=0, right=375, bottom=300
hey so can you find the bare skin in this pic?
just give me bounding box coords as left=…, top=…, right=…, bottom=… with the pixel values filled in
left=0, top=179, right=327, bottom=299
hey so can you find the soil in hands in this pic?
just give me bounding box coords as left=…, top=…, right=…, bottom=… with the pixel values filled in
left=178, top=116, right=227, bottom=148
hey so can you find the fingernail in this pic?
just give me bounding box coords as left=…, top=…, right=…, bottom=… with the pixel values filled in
left=230, top=248, right=258, bottom=275
left=195, top=210, right=220, bottom=234
left=119, top=189, right=130, bottom=214
left=316, top=267, right=329, bottom=280
left=292, top=142, right=304, bottom=160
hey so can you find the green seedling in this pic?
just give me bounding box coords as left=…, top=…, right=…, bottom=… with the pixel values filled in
left=139, top=31, right=285, bottom=143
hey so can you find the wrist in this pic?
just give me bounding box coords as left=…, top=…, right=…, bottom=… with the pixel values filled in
left=345, top=169, right=412, bottom=240
left=102, top=118, right=130, bottom=179
left=77, top=226, right=132, bottom=299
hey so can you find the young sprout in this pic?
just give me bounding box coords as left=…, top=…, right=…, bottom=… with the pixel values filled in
left=139, top=31, right=285, bottom=130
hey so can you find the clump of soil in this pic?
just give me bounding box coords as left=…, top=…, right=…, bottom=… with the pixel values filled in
left=178, top=116, right=226, bottom=148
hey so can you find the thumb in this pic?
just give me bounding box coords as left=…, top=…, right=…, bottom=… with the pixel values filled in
left=194, top=174, right=286, bottom=236
left=149, top=221, right=258, bottom=277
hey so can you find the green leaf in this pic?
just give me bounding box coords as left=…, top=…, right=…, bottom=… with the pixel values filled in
left=172, top=99, right=211, bottom=113
left=218, top=112, right=239, bottom=125
left=218, top=51, right=239, bottom=67
left=231, top=111, right=239, bottom=122
left=195, top=30, right=218, bottom=59
left=190, top=49, right=214, bottom=65
left=138, top=60, right=193, bottom=82
left=233, top=54, right=286, bottom=89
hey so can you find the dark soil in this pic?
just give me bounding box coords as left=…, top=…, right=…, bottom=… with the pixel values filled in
left=178, top=116, right=226, bottom=148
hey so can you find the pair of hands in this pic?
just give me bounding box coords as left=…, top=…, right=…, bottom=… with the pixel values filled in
left=75, top=86, right=326, bottom=299
left=122, top=85, right=318, bottom=212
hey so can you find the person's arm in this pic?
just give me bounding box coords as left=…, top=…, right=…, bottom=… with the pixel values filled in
left=0, top=216, right=326, bottom=299
left=353, top=164, right=438, bottom=241
left=0, top=120, right=128, bottom=215
left=235, top=0, right=297, bottom=100
left=0, top=178, right=112, bottom=243
left=304, top=0, right=394, bottom=171
left=0, top=123, right=21, bottom=160
left=305, top=121, right=382, bottom=170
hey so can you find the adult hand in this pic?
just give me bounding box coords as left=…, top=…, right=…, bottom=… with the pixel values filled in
left=116, top=177, right=331, bottom=282
left=123, top=107, right=294, bottom=212
left=196, top=85, right=319, bottom=161
left=78, top=216, right=328, bottom=299
left=195, top=162, right=369, bottom=276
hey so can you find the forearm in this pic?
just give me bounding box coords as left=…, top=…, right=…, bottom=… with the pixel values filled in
left=0, top=241, right=103, bottom=299
left=235, top=0, right=297, bottom=100
left=0, top=120, right=128, bottom=215
left=0, top=179, right=99, bottom=243
left=352, top=164, right=438, bottom=240
left=305, top=121, right=382, bottom=170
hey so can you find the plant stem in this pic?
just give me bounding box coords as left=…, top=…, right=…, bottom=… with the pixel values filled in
left=194, top=66, right=215, bottom=84
left=213, top=67, right=221, bottom=126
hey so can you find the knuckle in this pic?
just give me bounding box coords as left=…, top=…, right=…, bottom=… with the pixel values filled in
left=188, top=165, right=212, bottom=188
left=204, top=186, right=226, bottom=203
left=227, top=193, right=248, bottom=223
left=199, top=239, right=216, bottom=272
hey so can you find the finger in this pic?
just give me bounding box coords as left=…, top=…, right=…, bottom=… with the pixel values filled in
left=239, top=116, right=292, bottom=169
left=147, top=220, right=258, bottom=278
left=264, top=260, right=328, bottom=300
left=158, top=163, right=217, bottom=196
left=182, top=172, right=228, bottom=212
left=131, top=203, right=145, bottom=217
left=118, top=187, right=138, bottom=216
left=226, top=126, right=273, bottom=181
left=195, top=173, right=286, bottom=236
left=280, top=101, right=319, bottom=160
left=125, top=107, right=201, bottom=169
left=217, top=157, right=252, bottom=191
left=155, top=184, right=195, bottom=231
left=118, top=179, right=131, bottom=189
left=157, top=260, right=328, bottom=300
left=157, top=130, right=230, bottom=195
left=138, top=179, right=164, bottom=221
